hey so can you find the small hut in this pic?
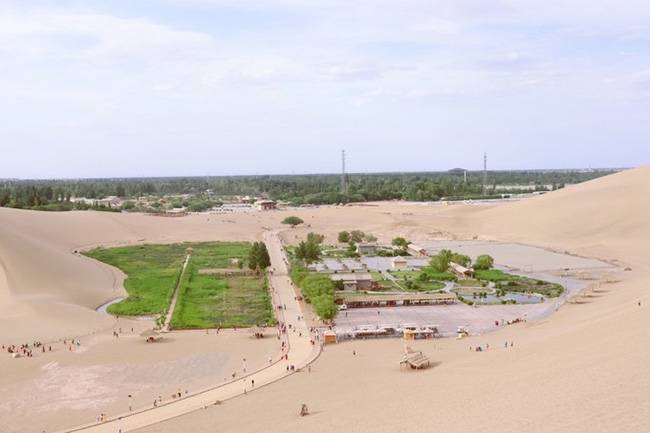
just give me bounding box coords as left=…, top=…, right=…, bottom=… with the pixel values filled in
left=449, top=262, right=474, bottom=279
left=323, top=330, right=337, bottom=344
left=391, top=256, right=408, bottom=270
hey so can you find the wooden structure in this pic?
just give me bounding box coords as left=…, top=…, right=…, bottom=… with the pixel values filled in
left=323, top=330, right=337, bottom=344
left=356, top=243, right=378, bottom=255
left=330, top=273, right=373, bottom=291
left=407, top=244, right=428, bottom=257
left=255, top=200, right=277, bottom=211
left=400, top=347, right=431, bottom=370
left=336, top=292, right=457, bottom=308
left=449, top=262, right=474, bottom=279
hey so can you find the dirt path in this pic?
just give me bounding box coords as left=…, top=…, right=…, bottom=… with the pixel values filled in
left=59, top=231, right=319, bottom=433
left=163, top=253, right=191, bottom=331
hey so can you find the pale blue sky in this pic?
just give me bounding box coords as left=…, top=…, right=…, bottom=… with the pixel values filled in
left=1, top=0, right=649, bottom=178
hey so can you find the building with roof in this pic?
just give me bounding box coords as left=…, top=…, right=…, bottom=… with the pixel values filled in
left=391, top=256, right=408, bottom=270
left=255, top=200, right=277, bottom=211
left=330, top=272, right=373, bottom=291
left=356, top=243, right=378, bottom=255
left=336, top=292, right=457, bottom=308
left=407, top=244, right=428, bottom=257
left=449, top=262, right=474, bottom=279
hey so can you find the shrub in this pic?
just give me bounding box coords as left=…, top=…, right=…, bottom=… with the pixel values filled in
left=392, top=237, right=409, bottom=248
left=474, top=255, right=495, bottom=270
left=282, top=216, right=304, bottom=227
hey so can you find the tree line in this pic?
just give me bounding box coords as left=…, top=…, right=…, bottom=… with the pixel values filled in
left=0, top=169, right=616, bottom=210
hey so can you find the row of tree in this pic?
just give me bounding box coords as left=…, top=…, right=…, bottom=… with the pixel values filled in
left=429, top=249, right=494, bottom=273
left=290, top=267, right=337, bottom=321
left=1, top=169, right=615, bottom=210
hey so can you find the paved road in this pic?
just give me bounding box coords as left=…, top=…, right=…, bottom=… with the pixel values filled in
left=60, top=230, right=318, bottom=433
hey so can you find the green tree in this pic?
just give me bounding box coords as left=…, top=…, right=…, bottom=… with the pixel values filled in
left=306, top=232, right=325, bottom=244
left=474, top=254, right=494, bottom=270
left=282, top=216, right=304, bottom=227
left=337, top=231, right=350, bottom=243
left=392, top=237, right=409, bottom=248
left=430, top=249, right=453, bottom=273
left=248, top=241, right=271, bottom=272
left=295, top=238, right=321, bottom=264
left=451, top=253, right=471, bottom=267
left=313, top=295, right=337, bottom=320
left=350, top=230, right=365, bottom=243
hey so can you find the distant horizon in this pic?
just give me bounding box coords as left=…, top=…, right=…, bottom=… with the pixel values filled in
left=0, top=166, right=628, bottom=182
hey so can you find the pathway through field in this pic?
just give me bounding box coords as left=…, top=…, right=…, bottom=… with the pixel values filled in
left=59, top=231, right=319, bottom=433
left=163, top=253, right=191, bottom=331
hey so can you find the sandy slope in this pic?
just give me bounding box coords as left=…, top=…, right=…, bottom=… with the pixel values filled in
left=1, top=166, right=650, bottom=432
left=468, top=165, right=650, bottom=261
left=133, top=166, right=650, bottom=433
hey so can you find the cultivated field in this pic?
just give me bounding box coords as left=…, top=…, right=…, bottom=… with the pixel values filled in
left=86, top=242, right=275, bottom=329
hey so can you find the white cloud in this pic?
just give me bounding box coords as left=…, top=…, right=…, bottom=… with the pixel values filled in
left=1, top=0, right=649, bottom=176
left=0, top=9, right=216, bottom=64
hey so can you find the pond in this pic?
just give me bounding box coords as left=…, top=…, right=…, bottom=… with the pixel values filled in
left=459, top=291, right=544, bottom=305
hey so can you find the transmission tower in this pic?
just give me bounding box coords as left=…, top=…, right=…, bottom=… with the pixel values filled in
left=482, top=153, right=488, bottom=195
left=341, top=150, right=348, bottom=195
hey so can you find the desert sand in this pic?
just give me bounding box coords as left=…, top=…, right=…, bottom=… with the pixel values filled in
left=1, top=166, right=650, bottom=432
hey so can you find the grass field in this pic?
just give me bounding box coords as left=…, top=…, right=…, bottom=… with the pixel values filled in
left=171, top=242, right=275, bottom=328
left=85, top=243, right=188, bottom=316
left=401, top=280, right=445, bottom=292
left=86, top=242, right=275, bottom=327
left=475, top=269, right=564, bottom=297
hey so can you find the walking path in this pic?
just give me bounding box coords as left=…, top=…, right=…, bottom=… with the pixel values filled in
left=60, top=230, right=319, bottom=433
left=163, top=253, right=191, bottom=331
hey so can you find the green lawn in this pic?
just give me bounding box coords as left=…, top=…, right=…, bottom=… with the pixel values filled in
left=388, top=270, right=421, bottom=280
left=421, top=268, right=457, bottom=281
left=474, top=269, right=512, bottom=282
left=171, top=241, right=275, bottom=328
left=85, top=243, right=189, bottom=316
left=379, top=270, right=446, bottom=292
left=401, top=280, right=445, bottom=292
left=86, top=241, right=275, bottom=327
left=475, top=269, right=564, bottom=298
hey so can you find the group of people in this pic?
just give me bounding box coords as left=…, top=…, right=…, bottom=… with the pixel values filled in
left=4, top=341, right=55, bottom=358
left=505, top=317, right=526, bottom=325
left=470, top=341, right=514, bottom=352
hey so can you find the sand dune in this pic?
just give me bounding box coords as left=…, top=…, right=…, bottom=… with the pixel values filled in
left=1, top=166, right=650, bottom=432
left=133, top=166, right=650, bottom=433
left=468, top=165, right=650, bottom=260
